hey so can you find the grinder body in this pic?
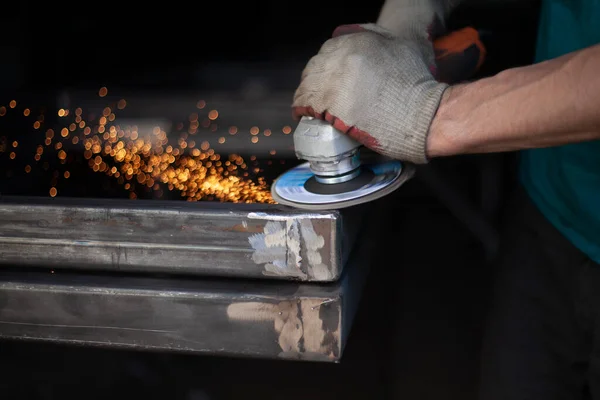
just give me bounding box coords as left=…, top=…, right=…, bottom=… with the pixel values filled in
left=271, top=116, right=408, bottom=210
left=293, top=116, right=362, bottom=185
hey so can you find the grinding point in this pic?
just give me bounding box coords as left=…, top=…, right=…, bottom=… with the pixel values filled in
left=271, top=161, right=414, bottom=210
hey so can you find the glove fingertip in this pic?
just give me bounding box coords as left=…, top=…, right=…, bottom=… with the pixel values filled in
left=291, top=110, right=301, bottom=122
left=292, top=106, right=322, bottom=121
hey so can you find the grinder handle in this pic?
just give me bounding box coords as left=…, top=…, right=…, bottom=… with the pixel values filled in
left=433, top=27, right=486, bottom=84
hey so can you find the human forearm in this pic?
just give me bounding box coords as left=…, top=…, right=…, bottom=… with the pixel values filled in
left=427, top=44, right=600, bottom=157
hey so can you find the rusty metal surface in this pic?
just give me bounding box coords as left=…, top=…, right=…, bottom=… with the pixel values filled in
left=0, top=196, right=366, bottom=282
left=0, top=231, right=371, bottom=362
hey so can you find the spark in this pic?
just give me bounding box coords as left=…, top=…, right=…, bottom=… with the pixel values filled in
left=0, top=88, right=291, bottom=204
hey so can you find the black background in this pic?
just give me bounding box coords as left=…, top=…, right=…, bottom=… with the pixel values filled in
left=1, top=0, right=540, bottom=92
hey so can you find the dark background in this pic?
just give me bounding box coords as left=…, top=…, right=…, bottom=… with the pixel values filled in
left=3, top=0, right=540, bottom=91
left=0, top=1, right=541, bottom=399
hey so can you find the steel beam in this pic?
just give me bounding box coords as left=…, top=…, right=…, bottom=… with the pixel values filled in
left=0, top=196, right=366, bottom=282
left=0, top=231, right=371, bottom=362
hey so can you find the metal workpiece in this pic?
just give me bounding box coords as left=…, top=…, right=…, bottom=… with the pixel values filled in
left=0, top=233, right=372, bottom=362
left=0, top=196, right=365, bottom=282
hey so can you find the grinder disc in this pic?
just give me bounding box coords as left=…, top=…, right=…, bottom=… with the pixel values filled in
left=271, top=160, right=406, bottom=210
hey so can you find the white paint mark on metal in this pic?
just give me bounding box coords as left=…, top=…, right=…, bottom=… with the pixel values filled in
left=226, top=299, right=340, bottom=360
left=247, top=215, right=330, bottom=280
left=248, top=221, right=304, bottom=278
left=299, top=220, right=330, bottom=280
left=263, top=222, right=287, bottom=248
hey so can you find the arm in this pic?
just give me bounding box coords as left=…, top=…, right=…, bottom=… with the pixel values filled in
left=427, top=44, right=600, bottom=157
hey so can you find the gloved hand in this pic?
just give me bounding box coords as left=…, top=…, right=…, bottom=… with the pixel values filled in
left=292, top=23, right=448, bottom=164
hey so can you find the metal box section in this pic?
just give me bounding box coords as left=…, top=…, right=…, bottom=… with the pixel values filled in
left=0, top=197, right=365, bottom=282
left=0, top=234, right=371, bottom=362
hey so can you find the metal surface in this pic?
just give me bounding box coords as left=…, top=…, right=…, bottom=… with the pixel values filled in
left=0, top=196, right=366, bottom=282
left=272, top=161, right=415, bottom=210
left=0, top=228, right=373, bottom=362
left=293, top=117, right=362, bottom=179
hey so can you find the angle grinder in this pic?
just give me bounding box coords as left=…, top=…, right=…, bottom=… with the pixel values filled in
left=271, top=116, right=413, bottom=210
left=272, top=27, right=486, bottom=210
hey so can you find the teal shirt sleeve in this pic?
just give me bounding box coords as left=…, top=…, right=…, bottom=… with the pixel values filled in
left=519, top=0, right=600, bottom=263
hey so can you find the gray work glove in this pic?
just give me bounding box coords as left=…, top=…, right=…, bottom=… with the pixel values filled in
left=292, top=22, right=448, bottom=164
